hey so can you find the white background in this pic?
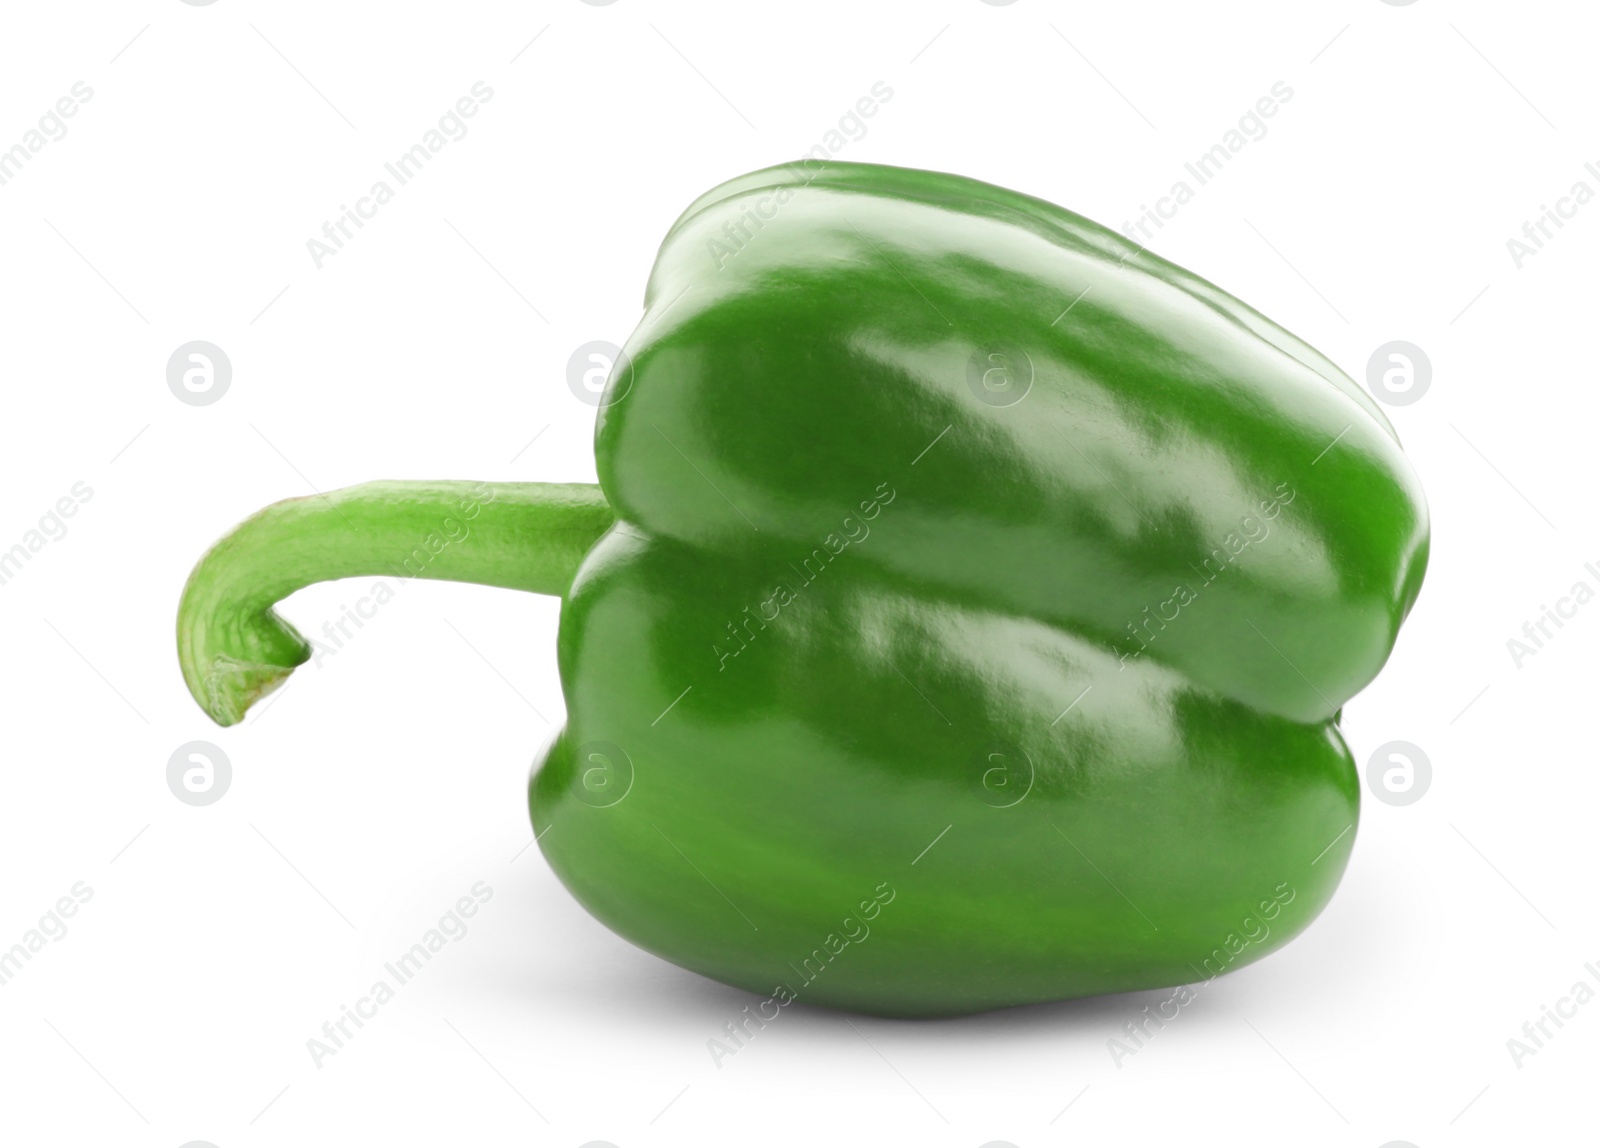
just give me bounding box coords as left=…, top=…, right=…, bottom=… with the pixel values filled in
left=0, top=1, right=1592, bottom=1145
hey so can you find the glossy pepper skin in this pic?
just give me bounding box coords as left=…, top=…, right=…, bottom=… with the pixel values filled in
left=177, top=162, right=1428, bottom=1018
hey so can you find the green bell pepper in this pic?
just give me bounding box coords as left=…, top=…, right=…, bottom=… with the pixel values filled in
left=178, top=161, right=1427, bottom=1017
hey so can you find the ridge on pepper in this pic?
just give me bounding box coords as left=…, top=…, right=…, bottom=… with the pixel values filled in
left=179, top=162, right=1428, bottom=1017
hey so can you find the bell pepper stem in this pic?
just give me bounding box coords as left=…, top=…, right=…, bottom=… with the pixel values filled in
left=177, top=480, right=613, bottom=726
